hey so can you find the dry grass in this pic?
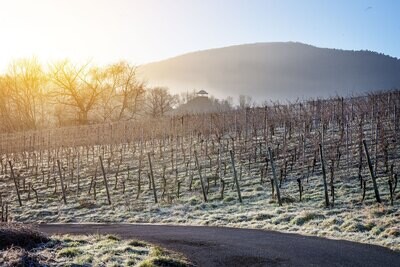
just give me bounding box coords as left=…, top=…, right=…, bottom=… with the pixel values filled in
left=0, top=247, right=47, bottom=267
left=0, top=224, right=190, bottom=267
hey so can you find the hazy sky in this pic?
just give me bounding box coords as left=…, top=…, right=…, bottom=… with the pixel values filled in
left=0, top=0, right=399, bottom=71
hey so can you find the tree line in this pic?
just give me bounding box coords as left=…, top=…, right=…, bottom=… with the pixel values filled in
left=0, top=58, right=184, bottom=132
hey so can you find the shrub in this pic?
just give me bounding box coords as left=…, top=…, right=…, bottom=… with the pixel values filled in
left=0, top=223, right=50, bottom=250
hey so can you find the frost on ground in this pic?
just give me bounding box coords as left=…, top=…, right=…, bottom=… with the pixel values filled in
left=0, top=223, right=190, bottom=267
left=1, top=95, right=399, bottom=253
left=2, top=143, right=399, bottom=253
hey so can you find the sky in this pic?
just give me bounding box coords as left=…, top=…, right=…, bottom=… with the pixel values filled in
left=0, top=0, right=399, bottom=71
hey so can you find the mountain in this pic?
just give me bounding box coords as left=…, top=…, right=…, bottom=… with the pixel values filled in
left=137, top=42, right=400, bottom=102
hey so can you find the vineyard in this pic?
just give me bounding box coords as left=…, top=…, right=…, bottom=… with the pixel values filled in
left=0, top=90, right=399, bottom=251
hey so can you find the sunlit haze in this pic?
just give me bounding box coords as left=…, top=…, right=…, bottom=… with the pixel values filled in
left=1, top=1, right=400, bottom=262
left=0, top=0, right=399, bottom=72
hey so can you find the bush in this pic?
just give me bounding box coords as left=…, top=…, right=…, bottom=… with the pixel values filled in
left=0, top=223, right=50, bottom=250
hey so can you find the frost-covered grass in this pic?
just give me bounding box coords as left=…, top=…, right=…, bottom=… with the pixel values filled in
left=1, top=119, right=399, bottom=252
left=4, top=156, right=399, bottom=252
left=0, top=228, right=190, bottom=267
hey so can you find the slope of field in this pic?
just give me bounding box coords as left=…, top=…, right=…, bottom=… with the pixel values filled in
left=0, top=92, right=399, bottom=252
left=5, top=152, right=399, bottom=251
left=138, top=42, right=400, bottom=101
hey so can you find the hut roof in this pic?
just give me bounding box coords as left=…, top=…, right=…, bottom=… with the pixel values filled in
left=197, top=90, right=208, bottom=95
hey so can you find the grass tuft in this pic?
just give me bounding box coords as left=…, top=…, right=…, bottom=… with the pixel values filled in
left=291, top=212, right=325, bottom=226
left=128, top=240, right=148, bottom=247
left=58, top=247, right=83, bottom=258
left=106, top=234, right=121, bottom=241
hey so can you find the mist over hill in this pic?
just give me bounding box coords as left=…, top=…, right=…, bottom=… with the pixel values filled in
left=137, top=42, right=400, bottom=102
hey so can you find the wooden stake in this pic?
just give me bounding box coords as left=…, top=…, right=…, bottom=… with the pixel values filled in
left=318, top=144, right=330, bottom=208
left=194, top=150, right=208, bottom=202
left=363, top=140, right=381, bottom=203
left=8, top=161, right=22, bottom=207
left=99, top=156, right=112, bottom=205
left=229, top=150, right=242, bottom=203
left=147, top=153, right=158, bottom=203
left=57, top=160, right=67, bottom=205
left=267, top=147, right=282, bottom=206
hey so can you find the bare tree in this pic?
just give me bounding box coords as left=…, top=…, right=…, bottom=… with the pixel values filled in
left=102, top=62, right=146, bottom=121
left=50, top=60, right=104, bottom=125
left=239, top=94, right=253, bottom=109
left=0, top=58, right=47, bottom=131
left=146, top=87, right=178, bottom=118
left=178, top=90, right=197, bottom=105
left=0, top=75, right=15, bottom=131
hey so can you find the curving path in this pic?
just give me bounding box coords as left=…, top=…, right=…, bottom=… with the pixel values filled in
left=39, top=224, right=400, bottom=267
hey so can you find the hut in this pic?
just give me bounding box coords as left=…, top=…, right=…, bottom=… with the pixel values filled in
left=197, top=90, right=209, bottom=97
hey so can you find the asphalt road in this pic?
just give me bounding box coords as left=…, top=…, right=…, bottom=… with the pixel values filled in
left=39, top=224, right=400, bottom=267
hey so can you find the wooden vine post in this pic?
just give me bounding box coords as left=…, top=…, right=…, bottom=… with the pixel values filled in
left=319, top=144, right=330, bottom=208
left=56, top=160, right=67, bottom=205
left=194, top=150, right=208, bottom=202
left=267, top=147, right=282, bottom=206
left=8, top=161, right=22, bottom=207
left=99, top=156, right=112, bottom=205
left=77, top=152, right=80, bottom=193
left=218, top=147, right=225, bottom=199
left=147, top=152, right=158, bottom=203
left=229, top=150, right=242, bottom=203
left=137, top=156, right=142, bottom=199
left=362, top=140, right=381, bottom=203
